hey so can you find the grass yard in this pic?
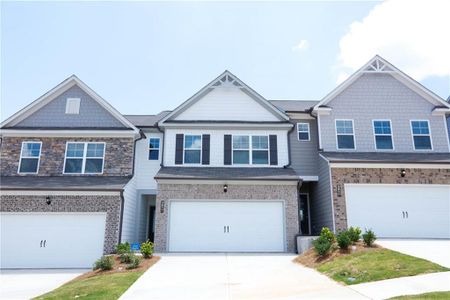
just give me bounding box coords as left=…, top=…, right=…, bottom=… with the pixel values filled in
left=34, top=256, right=160, bottom=300
left=295, top=243, right=448, bottom=285
left=389, top=291, right=450, bottom=299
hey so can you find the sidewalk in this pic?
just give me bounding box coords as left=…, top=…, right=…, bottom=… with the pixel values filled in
left=349, top=271, right=450, bottom=300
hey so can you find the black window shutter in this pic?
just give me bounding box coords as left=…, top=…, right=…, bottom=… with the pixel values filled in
left=269, top=135, right=278, bottom=165
left=202, top=134, right=210, bottom=165
left=224, top=135, right=232, bottom=165
left=175, top=134, right=184, bottom=164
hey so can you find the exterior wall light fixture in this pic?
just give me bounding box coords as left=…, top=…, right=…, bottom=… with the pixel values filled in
left=336, top=184, right=342, bottom=197
left=223, top=184, right=228, bottom=193
left=400, top=169, right=406, bottom=177
left=46, top=196, right=51, bottom=205
left=160, top=200, right=165, bottom=213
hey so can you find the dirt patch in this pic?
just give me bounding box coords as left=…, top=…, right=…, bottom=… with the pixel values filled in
left=294, top=242, right=380, bottom=268
left=73, top=255, right=160, bottom=281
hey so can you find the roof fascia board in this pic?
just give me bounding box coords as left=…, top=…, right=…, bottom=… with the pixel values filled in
left=329, top=162, right=450, bottom=169
left=0, top=129, right=138, bottom=138
left=159, top=122, right=293, bottom=129
left=0, top=190, right=121, bottom=195
left=155, top=179, right=298, bottom=185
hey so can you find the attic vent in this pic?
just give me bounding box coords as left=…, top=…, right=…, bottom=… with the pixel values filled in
left=363, top=58, right=394, bottom=73
left=211, top=74, right=243, bottom=88
left=65, top=98, right=80, bottom=114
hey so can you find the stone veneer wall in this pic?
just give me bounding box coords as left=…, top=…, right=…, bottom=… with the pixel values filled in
left=0, top=137, right=134, bottom=176
left=0, top=194, right=122, bottom=253
left=331, top=168, right=450, bottom=232
left=154, top=183, right=299, bottom=252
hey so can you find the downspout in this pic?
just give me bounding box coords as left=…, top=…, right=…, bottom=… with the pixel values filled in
left=155, top=123, right=165, bottom=167
left=131, top=129, right=146, bottom=177
left=118, top=189, right=125, bottom=244
left=283, top=118, right=296, bottom=168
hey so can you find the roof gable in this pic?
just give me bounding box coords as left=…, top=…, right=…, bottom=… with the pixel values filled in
left=159, top=71, right=289, bottom=124
left=1, top=75, right=138, bottom=132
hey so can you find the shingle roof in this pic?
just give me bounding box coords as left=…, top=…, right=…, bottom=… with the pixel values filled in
left=124, top=111, right=171, bottom=127
left=0, top=176, right=132, bottom=191
left=269, top=100, right=319, bottom=112
left=155, top=167, right=299, bottom=181
left=321, top=152, right=450, bottom=164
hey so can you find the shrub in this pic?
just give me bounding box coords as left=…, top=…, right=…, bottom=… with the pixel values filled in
left=362, top=229, right=377, bottom=247
left=348, top=227, right=362, bottom=243
left=116, top=242, right=131, bottom=254
left=119, top=252, right=134, bottom=264
left=313, top=236, right=332, bottom=256
left=320, top=227, right=336, bottom=244
left=336, top=231, right=352, bottom=250
left=93, top=255, right=114, bottom=271
left=140, top=240, right=154, bottom=259
left=126, top=255, right=141, bottom=270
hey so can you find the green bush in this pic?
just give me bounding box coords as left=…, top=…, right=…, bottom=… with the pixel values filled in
left=313, top=236, right=332, bottom=256
left=93, top=255, right=114, bottom=271
left=362, top=229, right=377, bottom=247
left=116, top=242, right=131, bottom=255
left=348, top=227, right=362, bottom=243
left=119, top=252, right=134, bottom=264
left=126, top=255, right=142, bottom=270
left=320, top=227, right=336, bottom=244
left=140, top=240, right=154, bottom=259
left=336, top=231, right=352, bottom=250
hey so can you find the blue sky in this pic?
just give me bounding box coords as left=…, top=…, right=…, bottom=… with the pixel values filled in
left=1, top=1, right=449, bottom=120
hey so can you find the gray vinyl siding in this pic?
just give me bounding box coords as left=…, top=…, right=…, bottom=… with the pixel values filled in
left=310, top=155, right=333, bottom=234
left=15, top=85, right=126, bottom=128
left=319, top=73, right=449, bottom=152
left=289, top=119, right=319, bottom=176
left=447, top=116, right=450, bottom=143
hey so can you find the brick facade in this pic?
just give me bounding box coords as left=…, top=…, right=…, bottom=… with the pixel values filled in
left=0, top=137, right=134, bottom=176
left=331, top=167, right=450, bottom=231
left=154, top=183, right=299, bottom=252
left=0, top=194, right=122, bottom=253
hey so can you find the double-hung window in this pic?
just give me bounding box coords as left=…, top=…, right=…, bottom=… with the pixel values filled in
left=251, top=136, right=269, bottom=164
left=232, top=135, right=250, bottom=164
left=184, top=135, right=201, bottom=164
left=18, top=142, right=42, bottom=174
left=373, top=120, right=393, bottom=150
left=411, top=120, right=432, bottom=150
left=232, top=135, right=269, bottom=165
left=336, top=120, right=355, bottom=150
left=64, top=142, right=105, bottom=174
left=297, top=123, right=310, bottom=141
left=149, top=138, right=160, bottom=160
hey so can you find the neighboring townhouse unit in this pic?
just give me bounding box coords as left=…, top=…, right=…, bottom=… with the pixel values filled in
left=1, top=55, right=449, bottom=269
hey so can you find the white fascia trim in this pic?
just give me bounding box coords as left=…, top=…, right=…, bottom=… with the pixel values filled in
left=155, top=179, right=298, bottom=186
left=160, top=123, right=293, bottom=129
left=432, top=107, right=450, bottom=116
left=0, top=129, right=138, bottom=138
left=329, top=162, right=450, bottom=169
left=0, top=190, right=121, bottom=196
left=299, top=175, right=319, bottom=181
left=286, top=112, right=315, bottom=120
left=315, top=107, right=332, bottom=116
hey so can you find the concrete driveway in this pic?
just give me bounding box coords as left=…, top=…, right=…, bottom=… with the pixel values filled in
left=0, top=269, right=88, bottom=300
left=377, top=239, right=450, bottom=268
left=120, top=253, right=367, bottom=300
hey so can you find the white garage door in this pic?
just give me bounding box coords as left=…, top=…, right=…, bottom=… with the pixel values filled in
left=168, top=201, right=285, bottom=252
left=345, top=185, right=450, bottom=238
left=1, top=213, right=106, bottom=268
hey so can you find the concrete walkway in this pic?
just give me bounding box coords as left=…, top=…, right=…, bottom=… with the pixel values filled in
left=120, top=253, right=367, bottom=300
left=350, top=271, right=450, bottom=300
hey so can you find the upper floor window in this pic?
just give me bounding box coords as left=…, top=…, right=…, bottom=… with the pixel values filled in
left=65, top=98, right=80, bottom=114
left=184, top=135, right=201, bottom=164
left=232, top=135, right=269, bottom=165
left=335, top=120, right=355, bottom=150
left=373, top=120, right=393, bottom=150
left=18, top=142, right=42, bottom=174
left=411, top=120, right=432, bottom=150
left=64, top=142, right=105, bottom=174
left=297, top=123, right=310, bottom=141
left=149, top=138, right=160, bottom=160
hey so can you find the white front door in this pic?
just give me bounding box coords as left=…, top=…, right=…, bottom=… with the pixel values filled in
left=168, top=201, right=285, bottom=252
left=1, top=213, right=106, bottom=268
left=345, top=185, right=450, bottom=238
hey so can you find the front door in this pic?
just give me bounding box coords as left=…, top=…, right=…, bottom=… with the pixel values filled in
left=299, top=193, right=311, bottom=235
left=147, top=206, right=156, bottom=242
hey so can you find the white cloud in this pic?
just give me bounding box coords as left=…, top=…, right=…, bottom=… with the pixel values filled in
left=292, top=39, right=309, bottom=52
left=336, top=0, right=450, bottom=83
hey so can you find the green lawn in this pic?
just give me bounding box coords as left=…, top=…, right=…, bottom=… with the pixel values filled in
left=390, top=291, right=450, bottom=299
left=316, top=248, right=448, bottom=285
left=34, top=271, right=144, bottom=300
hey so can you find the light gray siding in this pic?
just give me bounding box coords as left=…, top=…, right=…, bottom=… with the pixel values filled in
left=309, top=155, right=333, bottom=234
left=15, top=85, right=126, bottom=128
left=319, top=73, right=449, bottom=152
left=289, top=118, right=319, bottom=176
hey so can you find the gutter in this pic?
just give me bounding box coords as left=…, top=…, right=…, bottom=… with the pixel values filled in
left=118, top=189, right=125, bottom=244
left=283, top=122, right=296, bottom=168
left=131, top=129, right=146, bottom=177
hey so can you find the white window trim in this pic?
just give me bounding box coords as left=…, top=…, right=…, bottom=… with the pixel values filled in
left=17, top=141, right=42, bottom=174
left=335, top=119, right=356, bottom=150
left=231, top=135, right=269, bottom=166
left=148, top=137, right=161, bottom=161
left=410, top=120, right=433, bottom=151
left=183, top=134, right=202, bottom=165
left=63, top=142, right=106, bottom=174
left=297, top=123, right=310, bottom=141
left=372, top=119, right=395, bottom=151
left=65, top=98, right=81, bottom=114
